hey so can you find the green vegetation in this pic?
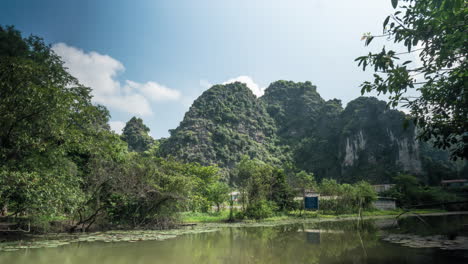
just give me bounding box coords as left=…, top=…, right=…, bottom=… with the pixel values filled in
left=181, top=208, right=446, bottom=223
left=160, top=82, right=284, bottom=171
left=317, top=179, right=377, bottom=215
left=356, top=0, right=467, bottom=160
left=261, top=81, right=343, bottom=180
left=160, top=79, right=466, bottom=184
left=180, top=211, right=231, bottom=223
left=121, top=117, right=155, bottom=152
left=0, top=25, right=121, bottom=225
left=231, top=157, right=295, bottom=219
left=381, top=174, right=460, bottom=208
left=0, top=25, right=465, bottom=233
left=206, top=181, right=230, bottom=212
left=0, top=26, right=234, bottom=231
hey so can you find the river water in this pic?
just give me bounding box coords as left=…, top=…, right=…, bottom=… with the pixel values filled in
left=0, top=214, right=467, bottom=264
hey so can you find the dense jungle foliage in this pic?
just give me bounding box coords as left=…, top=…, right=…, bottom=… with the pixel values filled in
left=0, top=22, right=465, bottom=231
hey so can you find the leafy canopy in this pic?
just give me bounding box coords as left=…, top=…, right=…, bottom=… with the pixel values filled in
left=356, top=0, right=467, bottom=160
left=0, top=25, right=116, bottom=218
left=121, top=116, right=154, bottom=152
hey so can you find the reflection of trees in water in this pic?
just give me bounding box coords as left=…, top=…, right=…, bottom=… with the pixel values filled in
left=169, top=218, right=467, bottom=263
left=2, top=218, right=460, bottom=263
left=394, top=215, right=468, bottom=237
left=185, top=221, right=382, bottom=264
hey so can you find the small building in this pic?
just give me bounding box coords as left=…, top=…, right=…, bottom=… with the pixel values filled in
left=229, top=191, right=240, bottom=202
left=441, top=179, right=468, bottom=188
left=373, top=197, right=396, bottom=210
left=372, top=184, right=395, bottom=194
left=293, top=189, right=320, bottom=210
left=304, top=190, right=320, bottom=210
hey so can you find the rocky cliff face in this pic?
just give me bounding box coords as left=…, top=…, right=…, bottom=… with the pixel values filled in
left=161, top=81, right=460, bottom=183
left=337, top=97, right=422, bottom=183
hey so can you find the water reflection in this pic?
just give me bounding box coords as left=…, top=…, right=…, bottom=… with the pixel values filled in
left=304, top=230, right=320, bottom=244
left=0, top=215, right=467, bottom=264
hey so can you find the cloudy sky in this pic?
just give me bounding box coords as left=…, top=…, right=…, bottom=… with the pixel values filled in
left=1, top=0, right=405, bottom=138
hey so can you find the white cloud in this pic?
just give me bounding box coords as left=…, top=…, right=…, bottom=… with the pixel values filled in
left=100, top=94, right=153, bottom=116
left=52, top=43, right=181, bottom=116
left=124, top=80, right=181, bottom=101
left=52, top=43, right=124, bottom=96
left=199, top=79, right=213, bottom=89
left=109, top=121, right=126, bottom=135
left=222, top=75, right=265, bottom=97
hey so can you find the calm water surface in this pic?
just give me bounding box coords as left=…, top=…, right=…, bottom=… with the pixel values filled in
left=0, top=215, right=467, bottom=264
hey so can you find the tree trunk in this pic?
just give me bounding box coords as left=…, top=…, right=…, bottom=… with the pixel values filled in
left=1, top=204, right=7, bottom=216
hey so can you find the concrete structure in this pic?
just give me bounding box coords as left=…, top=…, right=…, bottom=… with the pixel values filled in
left=441, top=179, right=468, bottom=188
left=373, top=197, right=396, bottom=210
left=372, top=184, right=395, bottom=194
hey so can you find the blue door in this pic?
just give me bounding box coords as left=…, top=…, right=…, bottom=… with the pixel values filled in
left=304, top=196, right=319, bottom=210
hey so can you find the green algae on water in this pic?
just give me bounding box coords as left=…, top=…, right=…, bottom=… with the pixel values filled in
left=0, top=227, right=219, bottom=251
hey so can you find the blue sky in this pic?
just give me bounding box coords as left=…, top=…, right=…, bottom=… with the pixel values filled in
left=1, top=0, right=400, bottom=138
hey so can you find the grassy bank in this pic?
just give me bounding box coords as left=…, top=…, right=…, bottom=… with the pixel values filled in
left=180, top=209, right=447, bottom=223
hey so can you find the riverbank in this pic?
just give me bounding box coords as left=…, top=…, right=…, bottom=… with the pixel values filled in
left=2, top=210, right=466, bottom=252
left=180, top=209, right=447, bottom=223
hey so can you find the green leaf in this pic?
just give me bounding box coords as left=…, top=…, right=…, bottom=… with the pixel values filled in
left=391, top=0, right=398, bottom=9
left=383, top=16, right=390, bottom=29
left=365, top=36, right=374, bottom=46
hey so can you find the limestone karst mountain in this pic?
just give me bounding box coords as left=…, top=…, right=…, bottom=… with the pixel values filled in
left=160, top=81, right=464, bottom=183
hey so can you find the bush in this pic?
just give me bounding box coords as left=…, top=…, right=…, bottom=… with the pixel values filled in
left=317, top=180, right=377, bottom=214
left=245, top=200, right=277, bottom=219
left=382, top=174, right=461, bottom=208
left=188, top=195, right=211, bottom=213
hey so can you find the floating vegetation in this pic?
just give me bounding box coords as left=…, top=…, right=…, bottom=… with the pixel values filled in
left=0, top=227, right=220, bottom=251
left=382, top=234, right=468, bottom=250
left=1, top=213, right=463, bottom=252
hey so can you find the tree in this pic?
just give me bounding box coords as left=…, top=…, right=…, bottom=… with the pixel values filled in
left=383, top=173, right=457, bottom=207
left=185, top=163, right=220, bottom=212
left=0, top=26, right=110, bottom=219
left=269, top=169, right=295, bottom=211
left=356, top=0, right=467, bottom=160
left=232, top=157, right=295, bottom=218
left=121, top=117, right=154, bottom=152
left=206, top=182, right=230, bottom=212
left=353, top=181, right=378, bottom=209
left=105, top=155, right=193, bottom=228
left=317, top=179, right=377, bottom=214
left=289, top=170, right=316, bottom=192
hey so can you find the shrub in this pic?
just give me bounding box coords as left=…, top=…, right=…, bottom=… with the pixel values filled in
left=245, top=200, right=277, bottom=219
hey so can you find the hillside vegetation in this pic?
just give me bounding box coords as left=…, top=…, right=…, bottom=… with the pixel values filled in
left=160, top=81, right=466, bottom=184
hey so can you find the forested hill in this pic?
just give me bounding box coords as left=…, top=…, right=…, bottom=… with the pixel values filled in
left=160, top=81, right=464, bottom=184
left=159, top=83, right=285, bottom=168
